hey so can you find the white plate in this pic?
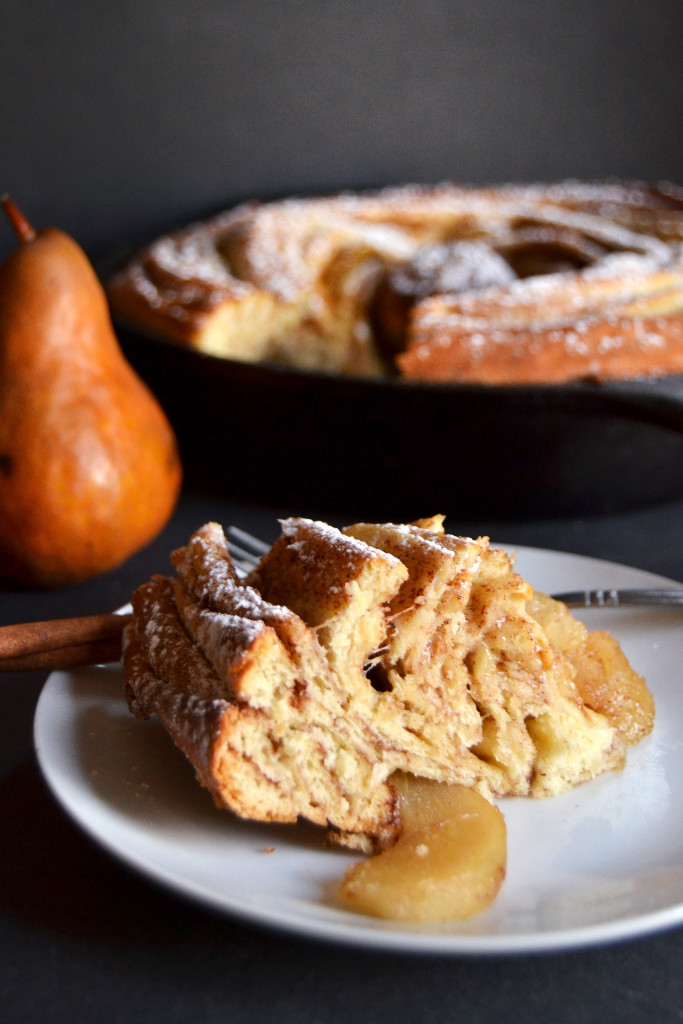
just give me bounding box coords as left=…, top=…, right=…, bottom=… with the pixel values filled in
left=34, top=545, right=683, bottom=955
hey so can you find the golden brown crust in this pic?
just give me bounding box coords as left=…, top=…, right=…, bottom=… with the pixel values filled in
left=122, top=576, right=235, bottom=803
left=400, top=248, right=683, bottom=383
left=107, top=179, right=683, bottom=382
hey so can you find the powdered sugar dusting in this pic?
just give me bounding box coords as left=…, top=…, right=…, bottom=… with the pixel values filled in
left=182, top=522, right=294, bottom=626
left=280, top=517, right=405, bottom=575
left=111, top=178, right=683, bottom=384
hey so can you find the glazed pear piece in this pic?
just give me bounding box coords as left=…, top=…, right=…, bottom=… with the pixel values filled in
left=0, top=198, right=182, bottom=587
left=339, top=776, right=507, bottom=921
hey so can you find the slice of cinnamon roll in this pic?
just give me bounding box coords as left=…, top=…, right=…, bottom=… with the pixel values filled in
left=122, top=516, right=653, bottom=852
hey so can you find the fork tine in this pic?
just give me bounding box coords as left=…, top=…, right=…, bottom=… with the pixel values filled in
left=227, top=525, right=270, bottom=555
left=226, top=539, right=260, bottom=568
left=230, top=558, right=250, bottom=579
left=226, top=525, right=270, bottom=576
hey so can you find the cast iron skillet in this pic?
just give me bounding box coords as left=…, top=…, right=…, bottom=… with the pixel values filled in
left=112, top=312, right=683, bottom=522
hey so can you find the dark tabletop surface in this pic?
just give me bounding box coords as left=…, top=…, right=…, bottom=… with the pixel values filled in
left=2, top=485, right=682, bottom=1024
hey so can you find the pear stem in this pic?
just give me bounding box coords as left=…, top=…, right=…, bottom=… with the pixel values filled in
left=1, top=196, right=37, bottom=243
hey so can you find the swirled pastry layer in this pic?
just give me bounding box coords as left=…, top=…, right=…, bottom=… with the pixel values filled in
left=122, top=516, right=653, bottom=851
left=108, top=180, right=683, bottom=383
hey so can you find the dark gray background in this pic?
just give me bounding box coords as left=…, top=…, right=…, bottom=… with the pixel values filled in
left=1, top=0, right=682, bottom=264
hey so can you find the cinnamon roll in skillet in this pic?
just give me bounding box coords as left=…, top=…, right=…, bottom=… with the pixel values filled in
left=108, top=179, right=683, bottom=383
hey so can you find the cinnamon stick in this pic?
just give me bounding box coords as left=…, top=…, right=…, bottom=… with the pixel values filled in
left=0, top=612, right=132, bottom=672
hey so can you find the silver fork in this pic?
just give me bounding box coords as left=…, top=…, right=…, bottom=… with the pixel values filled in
left=226, top=525, right=683, bottom=609
left=227, top=525, right=270, bottom=572
left=548, top=587, right=683, bottom=609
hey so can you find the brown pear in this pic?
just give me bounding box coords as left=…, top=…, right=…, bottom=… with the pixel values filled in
left=0, top=198, right=182, bottom=587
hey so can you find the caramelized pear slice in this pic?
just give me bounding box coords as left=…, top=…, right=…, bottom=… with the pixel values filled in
left=339, top=776, right=506, bottom=922
left=573, top=630, right=654, bottom=745
left=528, top=593, right=654, bottom=744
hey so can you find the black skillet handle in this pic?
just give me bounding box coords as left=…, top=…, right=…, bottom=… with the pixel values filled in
left=570, top=375, right=683, bottom=434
